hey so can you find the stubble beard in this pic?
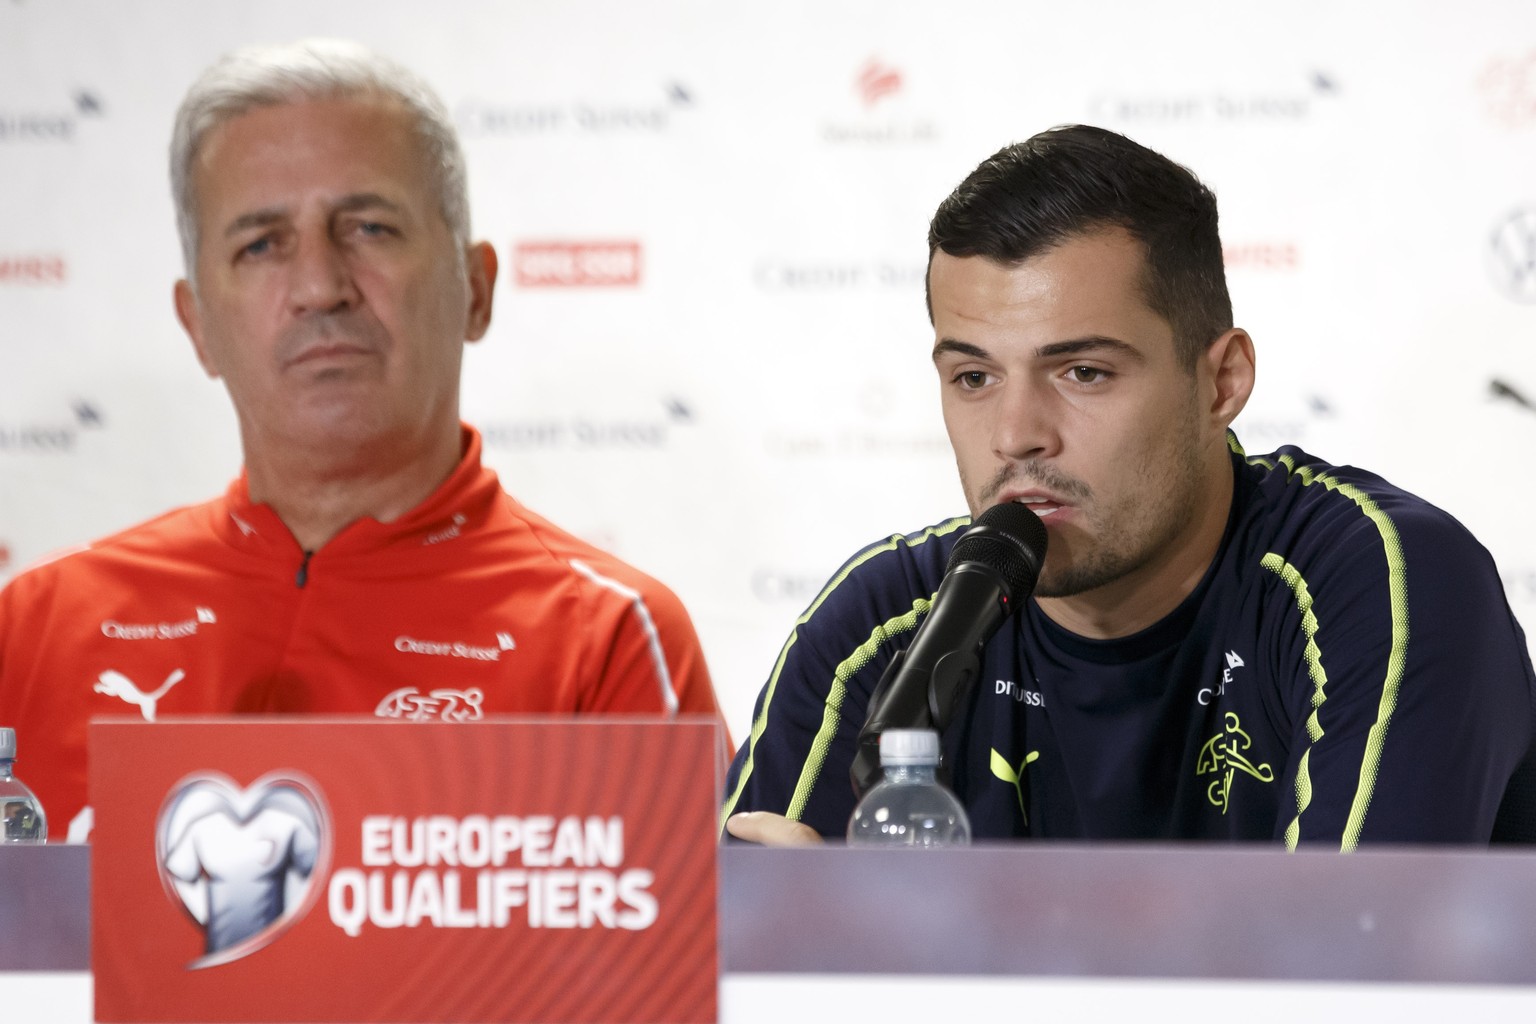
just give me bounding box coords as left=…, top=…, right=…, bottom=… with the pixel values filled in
left=964, top=420, right=1207, bottom=602
left=1036, top=433, right=1206, bottom=600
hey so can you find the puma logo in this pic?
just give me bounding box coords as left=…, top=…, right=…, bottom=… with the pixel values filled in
left=94, top=668, right=186, bottom=722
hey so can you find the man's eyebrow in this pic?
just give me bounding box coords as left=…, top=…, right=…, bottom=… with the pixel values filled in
left=221, top=193, right=406, bottom=238
left=331, top=192, right=406, bottom=217
left=932, top=335, right=1145, bottom=362
left=223, top=208, right=285, bottom=239
left=1036, top=336, right=1145, bottom=361
left=932, top=338, right=990, bottom=362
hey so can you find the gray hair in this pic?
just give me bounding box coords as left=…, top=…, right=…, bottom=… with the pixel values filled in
left=170, top=38, right=470, bottom=280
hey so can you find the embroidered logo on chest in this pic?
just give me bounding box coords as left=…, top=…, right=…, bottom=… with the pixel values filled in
left=1196, top=711, right=1275, bottom=813
left=392, top=633, right=515, bottom=662
left=374, top=687, right=485, bottom=722
left=1197, top=649, right=1246, bottom=706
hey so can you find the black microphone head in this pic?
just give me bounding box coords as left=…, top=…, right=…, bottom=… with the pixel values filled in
left=947, top=501, right=1048, bottom=598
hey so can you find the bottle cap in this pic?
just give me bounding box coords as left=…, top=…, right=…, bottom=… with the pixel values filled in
left=0, top=727, right=15, bottom=760
left=878, top=728, right=940, bottom=766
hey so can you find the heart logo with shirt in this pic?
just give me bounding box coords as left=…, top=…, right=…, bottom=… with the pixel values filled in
left=154, top=771, right=331, bottom=968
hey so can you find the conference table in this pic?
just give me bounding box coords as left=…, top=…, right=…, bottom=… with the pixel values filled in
left=7, top=842, right=1536, bottom=1022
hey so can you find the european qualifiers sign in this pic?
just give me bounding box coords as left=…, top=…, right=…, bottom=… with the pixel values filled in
left=328, top=813, right=660, bottom=936
left=92, top=718, right=722, bottom=1023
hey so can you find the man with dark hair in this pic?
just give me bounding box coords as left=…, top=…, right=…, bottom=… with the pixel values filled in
left=722, top=124, right=1536, bottom=848
left=925, top=125, right=1231, bottom=369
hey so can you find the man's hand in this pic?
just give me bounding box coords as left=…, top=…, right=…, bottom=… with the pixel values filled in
left=725, top=811, right=825, bottom=846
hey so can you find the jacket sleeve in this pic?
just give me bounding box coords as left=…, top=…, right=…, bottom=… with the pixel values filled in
left=720, top=529, right=953, bottom=840
left=569, top=557, right=731, bottom=739
left=1265, top=497, right=1536, bottom=847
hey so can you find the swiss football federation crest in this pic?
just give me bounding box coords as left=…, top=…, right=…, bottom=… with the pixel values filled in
left=155, top=772, right=332, bottom=969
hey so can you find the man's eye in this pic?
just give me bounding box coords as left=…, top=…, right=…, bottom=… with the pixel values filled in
left=238, top=236, right=272, bottom=259
left=356, top=221, right=395, bottom=237
left=1068, top=366, right=1109, bottom=384
left=955, top=370, right=993, bottom=390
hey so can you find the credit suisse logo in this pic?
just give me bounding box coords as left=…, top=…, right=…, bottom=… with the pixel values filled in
left=512, top=240, right=642, bottom=288
left=753, top=257, right=924, bottom=292
left=456, top=83, right=693, bottom=138
left=0, top=90, right=106, bottom=143
left=479, top=397, right=694, bottom=453
left=1091, top=70, right=1339, bottom=124
left=0, top=400, right=104, bottom=454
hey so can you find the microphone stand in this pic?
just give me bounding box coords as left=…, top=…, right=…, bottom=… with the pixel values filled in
left=850, top=642, right=985, bottom=798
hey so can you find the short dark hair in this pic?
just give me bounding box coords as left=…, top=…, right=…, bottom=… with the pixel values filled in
left=926, top=124, right=1232, bottom=369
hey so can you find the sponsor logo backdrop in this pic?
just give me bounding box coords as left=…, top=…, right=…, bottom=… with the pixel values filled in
left=2, top=0, right=1534, bottom=744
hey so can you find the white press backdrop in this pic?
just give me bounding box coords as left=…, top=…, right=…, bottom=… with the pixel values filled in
left=2, top=0, right=1534, bottom=743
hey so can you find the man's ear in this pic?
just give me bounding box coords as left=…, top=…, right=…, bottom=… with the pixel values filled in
left=174, top=279, right=221, bottom=379
left=1203, top=327, right=1256, bottom=428
left=463, top=241, right=498, bottom=343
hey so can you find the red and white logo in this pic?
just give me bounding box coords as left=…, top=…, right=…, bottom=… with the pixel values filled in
left=856, top=58, right=903, bottom=108
left=512, top=241, right=642, bottom=287
left=0, top=254, right=67, bottom=285
left=1224, top=242, right=1300, bottom=271
left=374, top=686, right=486, bottom=721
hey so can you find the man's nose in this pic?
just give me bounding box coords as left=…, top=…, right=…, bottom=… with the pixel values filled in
left=991, top=379, right=1060, bottom=463
left=287, top=234, right=361, bottom=315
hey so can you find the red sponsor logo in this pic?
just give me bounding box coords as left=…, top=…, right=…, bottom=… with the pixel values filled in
left=1478, top=50, right=1536, bottom=128
left=512, top=241, right=642, bottom=287
left=1224, top=242, right=1300, bottom=271
left=0, top=254, right=67, bottom=284
left=856, top=58, right=903, bottom=108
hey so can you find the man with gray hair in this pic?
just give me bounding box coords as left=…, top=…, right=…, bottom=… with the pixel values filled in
left=0, top=39, right=726, bottom=841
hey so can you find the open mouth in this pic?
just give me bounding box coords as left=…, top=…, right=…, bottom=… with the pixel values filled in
left=1012, top=496, right=1065, bottom=519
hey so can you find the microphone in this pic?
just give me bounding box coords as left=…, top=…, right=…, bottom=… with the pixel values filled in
left=850, top=502, right=1048, bottom=797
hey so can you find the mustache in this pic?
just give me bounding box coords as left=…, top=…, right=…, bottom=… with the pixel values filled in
left=276, top=311, right=389, bottom=365
left=978, top=460, right=1092, bottom=506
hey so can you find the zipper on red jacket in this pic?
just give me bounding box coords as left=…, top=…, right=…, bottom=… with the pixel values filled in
left=296, top=550, right=314, bottom=588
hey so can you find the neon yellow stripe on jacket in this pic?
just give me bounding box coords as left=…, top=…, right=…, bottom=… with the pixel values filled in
left=717, top=517, right=971, bottom=833
left=787, top=597, right=934, bottom=820
left=1261, top=555, right=1328, bottom=850
left=1256, top=454, right=1410, bottom=851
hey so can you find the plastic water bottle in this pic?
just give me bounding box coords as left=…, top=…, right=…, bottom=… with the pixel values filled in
left=847, top=728, right=970, bottom=846
left=0, top=727, right=47, bottom=843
